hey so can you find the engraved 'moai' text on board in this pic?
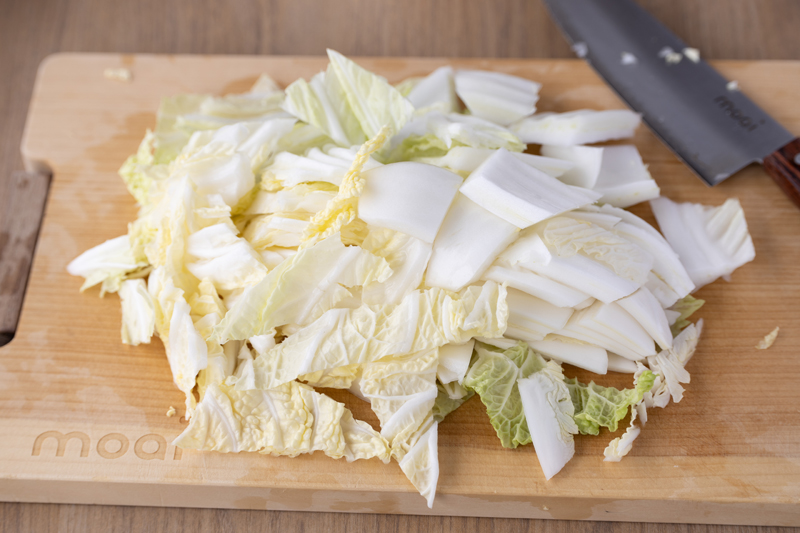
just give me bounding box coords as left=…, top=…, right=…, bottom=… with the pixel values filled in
left=32, top=431, right=182, bottom=460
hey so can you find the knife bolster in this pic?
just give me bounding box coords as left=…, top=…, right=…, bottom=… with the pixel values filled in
left=763, top=138, right=800, bottom=208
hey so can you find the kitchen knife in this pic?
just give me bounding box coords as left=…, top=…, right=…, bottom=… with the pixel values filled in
left=542, top=0, right=800, bottom=207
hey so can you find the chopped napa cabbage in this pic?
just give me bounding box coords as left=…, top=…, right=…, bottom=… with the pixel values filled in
left=462, top=341, right=546, bottom=448
left=562, top=301, right=656, bottom=361
left=530, top=336, right=608, bottom=375
left=359, top=162, right=462, bottom=243
left=473, top=336, right=519, bottom=351
left=433, top=382, right=474, bottom=422
left=668, top=295, right=705, bottom=337
left=460, top=149, right=601, bottom=229
left=188, top=278, right=228, bottom=322
left=603, top=405, right=643, bottom=462
left=566, top=370, right=654, bottom=435
left=360, top=348, right=438, bottom=446
left=426, top=194, right=519, bottom=292
left=441, top=380, right=470, bottom=400
left=650, top=197, right=755, bottom=289
left=395, top=76, right=421, bottom=97
left=196, top=340, right=239, bottom=400
left=359, top=348, right=441, bottom=507
left=483, top=265, right=590, bottom=308
left=300, top=364, right=362, bottom=389
left=398, top=421, right=440, bottom=509
left=71, top=54, right=731, bottom=494
left=282, top=49, right=414, bottom=147
left=67, top=235, right=149, bottom=296
left=388, top=111, right=525, bottom=161
left=543, top=145, right=660, bottom=207
left=175, top=119, right=297, bottom=208
left=592, top=145, right=660, bottom=208
left=258, top=247, right=297, bottom=270
left=437, top=339, right=476, bottom=384
left=118, top=131, right=171, bottom=206
left=214, top=233, right=391, bottom=342
left=503, top=288, right=573, bottom=342
left=128, top=217, right=157, bottom=265
left=617, top=288, right=673, bottom=350
left=454, top=69, right=540, bottom=126
left=493, top=219, right=651, bottom=304
left=118, top=279, right=156, bottom=345
left=225, top=333, right=275, bottom=390
left=249, top=73, right=282, bottom=95
left=540, top=145, right=603, bottom=189
left=644, top=320, right=703, bottom=406
left=581, top=204, right=695, bottom=307
left=405, top=66, right=458, bottom=113
left=418, top=146, right=574, bottom=178
left=504, top=239, right=640, bottom=305
left=510, top=109, right=641, bottom=145
left=143, top=177, right=213, bottom=298
left=148, top=268, right=208, bottom=415
left=360, top=228, right=432, bottom=306
left=756, top=327, right=780, bottom=350
left=251, top=282, right=508, bottom=391
left=540, top=216, right=653, bottom=287
left=246, top=184, right=335, bottom=217
left=243, top=214, right=309, bottom=250
left=606, top=352, right=639, bottom=373
left=262, top=145, right=382, bottom=188
left=300, top=126, right=390, bottom=248
left=275, top=122, right=334, bottom=156
left=186, top=223, right=268, bottom=292
left=518, top=361, right=578, bottom=480
left=173, top=382, right=391, bottom=463
left=567, top=210, right=623, bottom=228
left=603, top=365, right=655, bottom=461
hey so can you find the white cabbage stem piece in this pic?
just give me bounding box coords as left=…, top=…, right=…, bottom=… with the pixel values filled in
left=543, top=145, right=660, bottom=207
left=529, top=336, right=608, bottom=375
left=540, top=145, right=603, bottom=189
left=437, top=340, right=476, bottom=384
left=558, top=301, right=656, bottom=361
left=406, top=66, right=458, bottom=113
left=454, top=69, right=541, bottom=126
left=419, top=146, right=575, bottom=178
left=518, top=367, right=578, bottom=480
left=617, top=288, right=673, bottom=350
left=483, top=265, right=590, bottom=308
left=263, top=146, right=382, bottom=188
left=580, top=204, right=695, bottom=307
left=510, top=109, right=641, bottom=145
left=460, top=148, right=601, bottom=229
left=606, top=352, right=638, bottom=373
left=359, top=162, right=462, bottom=243
left=650, top=197, right=755, bottom=290
left=426, top=194, right=519, bottom=291
left=504, top=287, right=574, bottom=342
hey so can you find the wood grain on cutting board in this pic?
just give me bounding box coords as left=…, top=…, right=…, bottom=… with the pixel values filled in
left=2, top=54, right=799, bottom=525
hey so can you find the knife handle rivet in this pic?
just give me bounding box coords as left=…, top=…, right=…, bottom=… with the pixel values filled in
left=794, top=153, right=800, bottom=166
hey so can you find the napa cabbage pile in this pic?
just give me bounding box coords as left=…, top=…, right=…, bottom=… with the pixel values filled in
left=67, top=51, right=755, bottom=508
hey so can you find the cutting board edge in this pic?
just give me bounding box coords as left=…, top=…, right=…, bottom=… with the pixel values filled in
left=7, top=53, right=800, bottom=523
left=2, top=477, right=799, bottom=526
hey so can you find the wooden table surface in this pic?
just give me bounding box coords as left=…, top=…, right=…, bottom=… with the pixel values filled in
left=1, top=0, right=799, bottom=531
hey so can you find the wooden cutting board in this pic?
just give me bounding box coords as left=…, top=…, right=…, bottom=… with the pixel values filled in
left=2, top=54, right=799, bottom=526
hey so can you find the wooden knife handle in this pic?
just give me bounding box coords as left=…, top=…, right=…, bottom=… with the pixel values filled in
left=0, top=171, right=51, bottom=347
left=763, top=138, right=800, bottom=208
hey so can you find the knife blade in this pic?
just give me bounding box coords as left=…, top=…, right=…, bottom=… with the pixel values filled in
left=542, top=0, right=800, bottom=207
